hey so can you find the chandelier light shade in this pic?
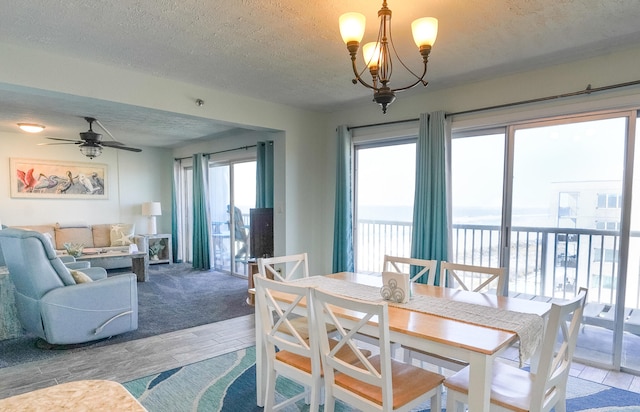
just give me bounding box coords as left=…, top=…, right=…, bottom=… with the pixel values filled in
left=79, top=143, right=103, bottom=159
left=339, top=0, right=438, bottom=113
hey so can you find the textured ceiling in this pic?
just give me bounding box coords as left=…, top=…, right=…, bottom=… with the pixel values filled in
left=1, top=0, right=640, bottom=148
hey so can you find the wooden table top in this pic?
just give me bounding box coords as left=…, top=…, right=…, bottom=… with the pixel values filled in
left=323, top=272, right=551, bottom=356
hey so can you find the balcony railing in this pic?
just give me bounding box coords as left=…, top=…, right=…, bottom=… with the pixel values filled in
left=356, top=219, right=638, bottom=309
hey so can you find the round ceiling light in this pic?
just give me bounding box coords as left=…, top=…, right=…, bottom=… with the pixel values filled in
left=17, top=123, right=46, bottom=133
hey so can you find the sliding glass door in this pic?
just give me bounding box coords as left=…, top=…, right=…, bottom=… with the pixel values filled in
left=506, top=113, right=631, bottom=370
left=450, top=110, right=638, bottom=372
left=209, top=160, right=256, bottom=277
left=354, top=141, right=416, bottom=273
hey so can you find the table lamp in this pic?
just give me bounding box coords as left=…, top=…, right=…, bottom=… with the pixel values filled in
left=142, top=202, right=162, bottom=235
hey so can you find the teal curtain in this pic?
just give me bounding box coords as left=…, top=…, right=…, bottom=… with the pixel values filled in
left=171, top=159, right=181, bottom=263
left=192, top=153, right=211, bottom=269
left=256, top=140, right=274, bottom=208
left=410, top=111, right=452, bottom=284
left=332, top=125, right=354, bottom=273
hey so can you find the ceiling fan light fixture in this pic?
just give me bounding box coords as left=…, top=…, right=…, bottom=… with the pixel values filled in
left=79, top=143, right=103, bottom=159
left=17, top=123, right=46, bottom=133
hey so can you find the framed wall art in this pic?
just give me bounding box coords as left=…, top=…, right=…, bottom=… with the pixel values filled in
left=10, top=158, right=108, bottom=199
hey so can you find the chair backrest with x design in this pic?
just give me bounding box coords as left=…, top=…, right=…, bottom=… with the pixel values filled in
left=382, top=255, right=438, bottom=285
left=254, top=275, right=321, bottom=411
left=439, top=261, right=506, bottom=296
left=257, top=253, right=309, bottom=282
left=312, top=287, right=444, bottom=412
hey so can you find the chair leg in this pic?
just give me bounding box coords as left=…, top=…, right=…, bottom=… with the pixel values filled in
left=430, top=391, right=441, bottom=412
left=446, top=389, right=466, bottom=412
left=264, top=367, right=277, bottom=411
left=323, top=387, right=336, bottom=412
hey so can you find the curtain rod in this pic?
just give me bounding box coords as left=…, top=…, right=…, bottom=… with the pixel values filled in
left=347, top=79, right=640, bottom=131
left=174, top=144, right=257, bottom=161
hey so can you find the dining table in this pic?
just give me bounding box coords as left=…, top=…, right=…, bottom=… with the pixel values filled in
left=254, top=271, right=551, bottom=411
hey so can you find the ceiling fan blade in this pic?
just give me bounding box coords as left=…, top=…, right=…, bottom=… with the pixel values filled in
left=37, top=142, right=80, bottom=146
left=104, top=144, right=142, bottom=153
left=100, top=141, right=125, bottom=146
left=46, top=137, right=80, bottom=143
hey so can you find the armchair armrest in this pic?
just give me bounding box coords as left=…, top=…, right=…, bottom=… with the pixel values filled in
left=40, top=273, right=138, bottom=344
left=43, top=273, right=136, bottom=308
left=81, top=266, right=108, bottom=281
left=59, top=256, right=76, bottom=264
left=65, top=261, right=91, bottom=270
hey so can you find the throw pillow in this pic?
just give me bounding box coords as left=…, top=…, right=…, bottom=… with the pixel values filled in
left=110, top=223, right=135, bottom=246
left=70, top=270, right=93, bottom=284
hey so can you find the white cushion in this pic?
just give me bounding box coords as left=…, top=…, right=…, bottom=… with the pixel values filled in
left=70, top=270, right=93, bottom=284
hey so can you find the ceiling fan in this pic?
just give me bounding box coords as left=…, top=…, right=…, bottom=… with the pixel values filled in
left=41, top=117, right=142, bottom=159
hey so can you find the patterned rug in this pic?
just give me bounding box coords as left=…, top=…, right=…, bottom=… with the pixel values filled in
left=123, top=346, right=640, bottom=412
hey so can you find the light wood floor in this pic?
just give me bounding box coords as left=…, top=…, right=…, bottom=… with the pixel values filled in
left=1, top=313, right=640, bottom=402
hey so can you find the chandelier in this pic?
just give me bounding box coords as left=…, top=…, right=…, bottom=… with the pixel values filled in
left=339, top=1, right=438, bottom=114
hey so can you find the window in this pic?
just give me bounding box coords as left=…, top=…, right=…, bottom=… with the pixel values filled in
left=354, top=141, right=416, bottom=273
left=598, top=193, right=622, bottom=209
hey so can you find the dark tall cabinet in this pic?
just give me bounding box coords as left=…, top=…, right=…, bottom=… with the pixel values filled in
left=250, top=208, right=273, bottom=259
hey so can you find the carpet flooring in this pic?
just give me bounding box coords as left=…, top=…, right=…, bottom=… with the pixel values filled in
left=123, top=346, right=640, bottom=412
left=0, top=263, right=253, bottom=368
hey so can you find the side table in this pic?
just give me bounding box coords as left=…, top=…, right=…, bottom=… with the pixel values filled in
left=143, top=234, right=173, bottom=264
left=0, top=266, right=23, bottom=340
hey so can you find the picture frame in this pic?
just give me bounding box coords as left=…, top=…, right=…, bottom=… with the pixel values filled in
left=10, top=158, right=108, bottom=199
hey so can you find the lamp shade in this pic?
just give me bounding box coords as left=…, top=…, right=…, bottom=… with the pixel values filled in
left=339, top=12, right=366, bottom=44
left=362, top=42, right=381, bottom=68
left=142, top=202, right=162, bottom=216
left=411, top=17, right=438, bottom=47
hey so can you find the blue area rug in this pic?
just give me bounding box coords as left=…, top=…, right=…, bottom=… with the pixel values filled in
left=123, top=346, right=640, bottom=411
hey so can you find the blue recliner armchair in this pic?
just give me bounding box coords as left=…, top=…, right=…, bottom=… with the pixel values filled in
left=0, top=228, right=138, bottom=345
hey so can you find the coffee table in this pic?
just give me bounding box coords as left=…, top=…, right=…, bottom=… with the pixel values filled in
left=76, top=251, right=149, bottom=282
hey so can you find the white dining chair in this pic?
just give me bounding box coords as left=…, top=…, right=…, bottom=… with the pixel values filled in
left=256, top=253, right=330, bottom=342
left=312, top=287, right=445, bottom=412
left=257, top=253, right=310, bottom=282
left=254, top=275, right=321, bottom=411
left=444, top=287, right=588, bottom=412
left=355, top=255, right=437, bottom=358
left=440, top=261, right=506, bottom=296
left=404, top=262, right=507, bottom=372
left=382, top=255, right=438, bottom=285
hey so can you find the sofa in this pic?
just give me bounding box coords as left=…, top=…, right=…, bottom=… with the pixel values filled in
left=11, top=223, right=148, bottom=270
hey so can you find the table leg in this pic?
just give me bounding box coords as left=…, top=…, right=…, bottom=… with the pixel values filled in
left=131, top=255, right=149, bottom=282
left=467, top=352, right=493, bottom=411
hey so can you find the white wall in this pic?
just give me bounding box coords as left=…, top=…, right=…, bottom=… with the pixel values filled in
left=0, top=42, right=330, bottom=274
left=0, top=130, right=173, bottom=234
